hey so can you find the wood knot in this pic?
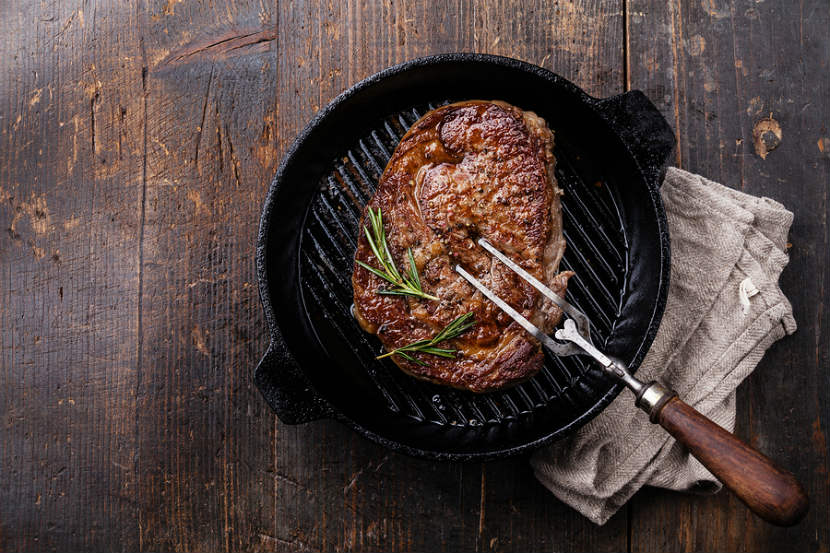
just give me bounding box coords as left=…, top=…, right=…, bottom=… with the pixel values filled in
left=752, top=115, right=782, bottom=160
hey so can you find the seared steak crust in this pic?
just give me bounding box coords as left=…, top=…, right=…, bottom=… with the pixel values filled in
left=352, top=101, right=572, bottom=393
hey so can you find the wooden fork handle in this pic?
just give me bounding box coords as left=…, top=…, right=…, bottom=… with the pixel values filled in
left=652, top=393, right=809, bottom=526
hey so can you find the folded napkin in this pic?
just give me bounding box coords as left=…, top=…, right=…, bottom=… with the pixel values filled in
left=530, top=167, right=797, bottom=525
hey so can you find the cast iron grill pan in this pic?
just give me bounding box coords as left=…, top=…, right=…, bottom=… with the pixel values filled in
left=304, top=110, right=623, bottom=419
left=255, top=54, right=675, bottom=460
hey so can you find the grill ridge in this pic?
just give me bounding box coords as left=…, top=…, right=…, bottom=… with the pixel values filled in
left=331, top=169, right=367, bottom=215
left=559, top=180, right=624, bottom=267
left=298, top=102, right=629, bottom=428
left=345, top=151, right=377, bottom=199
left=357, top=139, right=386, bottom=179
left=301, top=254, right=404, bottom=413
left=561, top=203, right=620, bottom=286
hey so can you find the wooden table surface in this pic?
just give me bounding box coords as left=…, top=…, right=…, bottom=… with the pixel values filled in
left=1, top=1, right=828, bottom=551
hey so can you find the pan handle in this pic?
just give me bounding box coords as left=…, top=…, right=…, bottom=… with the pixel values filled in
left=641, top=386, right=809, bottom=526
left=254, top=339, right=332, bottom=424
left=594, top=90, right=676, bottom=187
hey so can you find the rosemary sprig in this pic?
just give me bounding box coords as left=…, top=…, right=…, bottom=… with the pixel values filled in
left=356, top=206, right=439, bottom=300
left=377, top=312, right=476, bottom=365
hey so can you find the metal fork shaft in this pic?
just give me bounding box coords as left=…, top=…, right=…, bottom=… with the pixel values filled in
left=453, top=265, right=580, bottom=356
left=462, top=239, right=643, bottom=388
left=477, top=238, right=592, bottom=338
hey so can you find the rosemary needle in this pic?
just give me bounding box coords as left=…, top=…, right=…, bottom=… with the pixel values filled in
left=377, top=312, right=476, bottom=365
left=356, top=206, right=439, bottom=301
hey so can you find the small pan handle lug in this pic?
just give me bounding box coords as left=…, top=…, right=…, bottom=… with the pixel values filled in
left=254, top=339, right=332, bottom=424
left=594, top=90, right=676, bottom=188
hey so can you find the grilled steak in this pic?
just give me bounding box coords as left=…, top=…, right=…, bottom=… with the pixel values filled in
left=352, top=100, right=572, bottom=393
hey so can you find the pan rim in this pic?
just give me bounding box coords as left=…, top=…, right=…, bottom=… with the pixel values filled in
left=256, top=52, right=671, bottom=461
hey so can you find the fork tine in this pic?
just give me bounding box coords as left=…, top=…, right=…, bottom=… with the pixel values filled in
left=454, top=265, right=581, bottom=356
left=477, top=238, right=592, bottom=339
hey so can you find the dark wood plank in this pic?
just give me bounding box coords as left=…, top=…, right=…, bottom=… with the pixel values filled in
left=4, top=0, right=826, bottom=551
left=0, top=1, right=144, bottom=550
left=135, top=2, right=279, bottom=551
left=627, top=0, right=830, bottom=550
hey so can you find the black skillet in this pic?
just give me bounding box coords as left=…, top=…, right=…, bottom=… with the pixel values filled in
left=255, top=53, right=673, bottom=459
left=254, top=54, right=808, bottom=525
left=255, top=54, right=808, bottom=527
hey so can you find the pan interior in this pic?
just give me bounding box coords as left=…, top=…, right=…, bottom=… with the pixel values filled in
left=266, top=59, right=664, bottom=457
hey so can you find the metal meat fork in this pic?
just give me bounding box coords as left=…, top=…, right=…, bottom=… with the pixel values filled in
left=455, top=238, right=646, bottom=392
left=455, top=237, right=808, bottom=527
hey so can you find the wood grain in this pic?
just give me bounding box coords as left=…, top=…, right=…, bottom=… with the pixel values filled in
left=136, top=3, right=279, bottom=550
left=0, top=2, right=144, bottom=550
left=627, top=0, right=830, bottom=550
left=0, top=0, right=827, bottom=551
left=656, top=396, right=808, bottom=526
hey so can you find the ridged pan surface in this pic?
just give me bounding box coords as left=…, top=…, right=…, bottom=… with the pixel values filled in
left=256, top=54, right=674, bottom=460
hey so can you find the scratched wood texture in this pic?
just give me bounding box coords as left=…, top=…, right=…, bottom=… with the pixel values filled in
left=0, top=1, right=826, bottom=551
left=626, top=2, right=829, bottom=552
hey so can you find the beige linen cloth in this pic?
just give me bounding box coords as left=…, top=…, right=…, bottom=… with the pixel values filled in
left=531, top=167, right=797, bottom=525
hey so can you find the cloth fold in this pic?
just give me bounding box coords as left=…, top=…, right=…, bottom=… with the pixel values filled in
left=530, top=167, right=796, bottom=525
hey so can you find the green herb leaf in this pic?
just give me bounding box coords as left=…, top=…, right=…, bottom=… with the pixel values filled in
left=377, top=313, right=476, bottom=364
left=358, top=206, right=438, bottom=300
